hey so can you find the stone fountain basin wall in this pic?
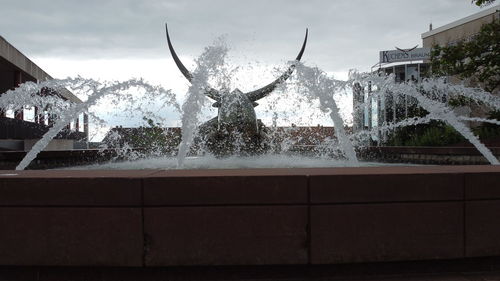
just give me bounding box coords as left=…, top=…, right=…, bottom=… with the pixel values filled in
left=0, top=166, right=499, bottom=268
left=360, top=146, right=500, bottom=165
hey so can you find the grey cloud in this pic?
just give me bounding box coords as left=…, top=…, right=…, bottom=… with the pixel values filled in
left=0, top=0, right=483, bottom=73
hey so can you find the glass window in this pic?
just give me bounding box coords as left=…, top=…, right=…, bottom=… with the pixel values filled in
left=395, top=66, right=405, bottom=83
left=407, top=64, right=419, bottom=82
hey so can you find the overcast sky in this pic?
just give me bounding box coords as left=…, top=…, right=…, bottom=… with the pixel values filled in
left=0, top=0, right=491, bottom=139
left=0, top=0, right=486, bottom=78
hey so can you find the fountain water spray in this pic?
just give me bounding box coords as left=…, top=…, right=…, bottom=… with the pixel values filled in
left=176, top=38, right=230, bottom=167
left=349, top=72, right=500, bottom=165
left=2, top=36, right=500, bottom=169
left=0, top=77, right=179, bottom=170
left=293, top=64, right=359, bottom=165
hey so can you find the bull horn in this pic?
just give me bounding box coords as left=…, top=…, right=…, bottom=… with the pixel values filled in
left=245, top=28, right=308, bottom=103
left=165, top=23, right=220, bottom=101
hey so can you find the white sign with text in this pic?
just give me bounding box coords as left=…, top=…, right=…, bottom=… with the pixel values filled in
left=379, top=48, right=431, bottom=63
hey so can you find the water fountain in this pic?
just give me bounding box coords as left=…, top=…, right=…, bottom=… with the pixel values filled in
left=166, top=24, right=309, bottom=159
left=1, top=26, right=500, bottom=281
left=1, top=27, right=500, bottom=169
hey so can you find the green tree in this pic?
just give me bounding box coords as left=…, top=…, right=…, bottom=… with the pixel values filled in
left=430, top=19, right=500, bottom=93
left=472, top=0, right=496, bottom=7
left=124, top=117, right=180, bottom=154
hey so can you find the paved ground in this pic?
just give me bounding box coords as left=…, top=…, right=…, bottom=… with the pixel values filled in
left=1, top=272, right=500, bottom=281
left=2, top=259, right=500, bottom=281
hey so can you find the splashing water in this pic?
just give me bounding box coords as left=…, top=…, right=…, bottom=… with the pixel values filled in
left=293, top=63, right=359, bottom=165
left=0, top=77, right=179, bottom=170
left=1, top=36, right=500, bottom=170
left=349, top=72, right=499, bottom=165
left=176, top=37, right=230, bottom=167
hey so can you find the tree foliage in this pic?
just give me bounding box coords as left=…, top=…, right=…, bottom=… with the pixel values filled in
left=385, top=121, right=466, bottom=147
left=128, top=117, right=180, bottom=154
left=430, top=19, right=500, bottom=93
left=472, top=0, right=496, bottom=7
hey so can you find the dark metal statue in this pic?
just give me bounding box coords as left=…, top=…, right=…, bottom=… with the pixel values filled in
left=166, top=24, right=308, bottom=156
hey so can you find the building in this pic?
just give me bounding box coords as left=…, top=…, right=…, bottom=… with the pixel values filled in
left=421, top=5, right=499, bottom=49
left=353, top=6, right=500, bottom=141
left=422, top=4, right=499, bottom=94
left=354, top=47, right=431, bottom=137
left=0, top=35, right=88, bottom=151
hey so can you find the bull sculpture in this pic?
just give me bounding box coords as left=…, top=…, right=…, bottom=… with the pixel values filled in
left=166, top=24, right=308, bottom=157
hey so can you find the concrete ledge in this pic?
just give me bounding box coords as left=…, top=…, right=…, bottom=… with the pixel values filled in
left=310, top=173, right=463, bottom=203
left=465, top=172, right=500, bottom=199
left=0, top=149, right=142, bottom=169
left=0, top=178, right=143, bottom=206
left=144, top=206, right=308, bottom=266
left=311, top=202, right=463, bottom=264
left=361, top=146, right=500, bottom=156
left=466, top=200, right=500, bottom=257
left=0, top=170, right=156, bottom=206
left=144, top=172, right=308, bottom=205
left=0, top=166, right=499, bottom=268
left=0, top=207, right=143, bottom=266
left=361, top=146, right=500, bottom=165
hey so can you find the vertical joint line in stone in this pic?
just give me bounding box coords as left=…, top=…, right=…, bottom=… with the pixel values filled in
left=140, top=178, right=147, bottom=267
left=462, top=172, right=467, bottom=258
left=306, top=175, right=312, bottom=265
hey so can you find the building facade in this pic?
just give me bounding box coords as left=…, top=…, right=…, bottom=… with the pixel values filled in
left=353, top=5, right=500, bottom=142
left=0, top=36, right=88, bottom=151
left=421, top=5, right=499, bottom=49
left=422, top=5, right=499, bottom=95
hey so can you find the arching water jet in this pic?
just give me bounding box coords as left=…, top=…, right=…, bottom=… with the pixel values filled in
left=166, top=24, right=308, bottom=158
